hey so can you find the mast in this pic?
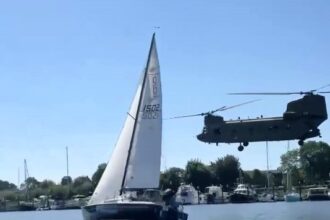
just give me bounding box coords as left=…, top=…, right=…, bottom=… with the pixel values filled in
left=24, top=159, right=30, bottom=200
left=266, top=141, right=270, bottom=189
left=18, top=168, right=20, bottom=189
left=120, top=34, right=156, bottom=195
left=66, top=146, right=69, bottom=177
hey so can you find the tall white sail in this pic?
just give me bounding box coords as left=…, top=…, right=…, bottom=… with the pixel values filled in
left=89, top=34, right=161, bottom=205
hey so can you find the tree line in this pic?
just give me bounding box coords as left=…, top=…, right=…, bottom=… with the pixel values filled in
left=279, top=141, right=330, bottom=186
left=1, top=141, right=329, bottom=201
left=0, top=163, right=107, bottom=202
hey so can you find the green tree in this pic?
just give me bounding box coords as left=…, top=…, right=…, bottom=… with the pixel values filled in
left=40, top=180, right=56, bottom=189
left=184, top=159, right=212, bottom=191
left=160, top=167, right=184, bottom=191
left=250, top=169, right=267, bottom=187
left=210, top=155, right=240, bottom=190
left=49, top=185, right=70, bottom=200
left=92, top=163, right=106, bottom=188
left=25, top=177, right=40, bottom=190
left=61, top=176, right=72, bottom=185
left=300, top=141, right=330, bottom=184
left=0, top=180, right=16, bottom=190
left=242, top=171, right=252, bottom=184
left=280, top=149, right=300, bottom=172
left=72, top=176, right=93, bottom=196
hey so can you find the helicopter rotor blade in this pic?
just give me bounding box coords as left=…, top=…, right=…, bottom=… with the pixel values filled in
left=167, top=113, right=207, bottom=119
left=216, top=99, right=260, bottom=112
left=167, top=105, right=226, bottom=119
left=314, top=84, right=330, bottom=92
left=229, top=84, right=330, bottom=96
left=209, top=106, right=227, bottom=114
left=228, top=92, right=302, bottom=95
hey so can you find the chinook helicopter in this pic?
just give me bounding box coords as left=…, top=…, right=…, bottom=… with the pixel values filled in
left=173, top=88, right=329, bottom=151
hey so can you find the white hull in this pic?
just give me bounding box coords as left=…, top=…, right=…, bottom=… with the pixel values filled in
left=175, top=185, right=199, bottom=205
left=285, top=192, right=300, bottom=202
left=82, top=201, right=162, bottom=220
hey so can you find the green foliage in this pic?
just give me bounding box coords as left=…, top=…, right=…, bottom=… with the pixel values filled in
left=1, top=190, right=17, bottom=201
left=25, top=177, right=39, bottom=189
left=250, top=169, right=267, bottom=187
left=40, top=180, right=56, bottom=189
left=29, top=187, right=48, bottom=199
left=242, top=171, right=252, bottom=184
left=49, top=185, right=71, bottom=200
left=280, top=149, right=300, bottom=172
left=160, top=167, right=184, bottom=191
left=0, top=180, right=16, bottom=191
left=184, top=159, right=212, bottom=191
left=210, top=155, right=240, bottom=190
left=72, top=176, right=93, bottom=196
left=279, top=141, right=330, bottom=185
left=300, top=141, right=330, bottom=184
left=61, top=176, right=72, bottom=185
left=92, top=163, right=106, bottom=187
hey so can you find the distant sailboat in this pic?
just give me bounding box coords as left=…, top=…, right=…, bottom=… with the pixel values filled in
left=82, top=34, right=187, bottom=220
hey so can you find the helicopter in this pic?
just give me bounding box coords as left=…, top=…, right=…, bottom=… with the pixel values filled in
left=172, top=88, right=329, bottom=152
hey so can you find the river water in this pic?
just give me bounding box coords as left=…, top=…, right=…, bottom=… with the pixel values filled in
left=0, top=201, right=329, bottom=220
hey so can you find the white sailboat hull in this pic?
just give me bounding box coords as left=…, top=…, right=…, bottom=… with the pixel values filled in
left=82, top=201, right=163, bottom=220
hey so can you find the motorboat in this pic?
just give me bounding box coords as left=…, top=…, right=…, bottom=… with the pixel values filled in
left=229, top=184, right=257, bottom=203
left=284, top=192, right=300, bottom=202
left=258, top=193, right=276, bottom=202
left=175, top=184, right=199, bottom=205
left=82, top=34, right=187, bottom=220
left=307, top=187, right=329, bottom=201
left=204, top=185, right=225, bottom=204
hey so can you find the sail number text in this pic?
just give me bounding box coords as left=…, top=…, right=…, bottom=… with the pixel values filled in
left=142, top=104, right=160, bottom=119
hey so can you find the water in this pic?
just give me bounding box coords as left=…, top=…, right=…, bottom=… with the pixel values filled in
left=0, top=201, right=329, bottom=220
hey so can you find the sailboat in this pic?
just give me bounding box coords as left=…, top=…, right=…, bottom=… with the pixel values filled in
left=82, top=34, right=187, bottom=220
left=284, top=141, right=300, bottom=202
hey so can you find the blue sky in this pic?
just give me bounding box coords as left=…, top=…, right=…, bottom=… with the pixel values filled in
left=1, top=0, right=330, bottom=185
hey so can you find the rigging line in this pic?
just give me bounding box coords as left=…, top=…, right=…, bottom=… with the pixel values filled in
left=127, top=112, right=136, bottom=120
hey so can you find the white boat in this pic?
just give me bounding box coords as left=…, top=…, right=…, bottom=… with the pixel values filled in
left=258, top=193, right=276, bottom=202
left=82, top=34, right=187, bottom=220
left=284, top=192, right=300, bottom=202
left=204, top=185, right=225, bottom=204
left=307, top=187, right=329, bottom=201
left=229, top=184, right=257, bottom=203
left=175, top=184, right=199, bottom=205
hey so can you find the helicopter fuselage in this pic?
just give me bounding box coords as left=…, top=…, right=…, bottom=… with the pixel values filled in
left=197, top=94, right=327, bottom=149
left=197, top=115, right=322, bottom=143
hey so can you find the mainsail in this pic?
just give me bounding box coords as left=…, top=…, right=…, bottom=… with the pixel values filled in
left=89, top=34, right=162, bottom=205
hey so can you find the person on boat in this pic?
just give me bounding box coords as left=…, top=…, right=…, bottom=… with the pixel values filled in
left=162, top=189, right=182, bottom=220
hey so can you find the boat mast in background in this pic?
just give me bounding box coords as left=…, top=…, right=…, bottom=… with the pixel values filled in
left=66, top=146, right=69, bottom=177
left=266, top=141, right=270, bottom=189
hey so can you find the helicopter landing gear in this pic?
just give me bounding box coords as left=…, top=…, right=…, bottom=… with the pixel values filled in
left=298, top=139, right=304, bottom=146
left=238, top=145, right=244, bottom=152
left=243, top=142, right=249, bottom=147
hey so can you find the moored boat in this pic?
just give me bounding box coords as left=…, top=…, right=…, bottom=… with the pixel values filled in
left=229, top=184, right=257, bottom=203
left=175, top=184, right=199, bottom=205
left=204, top=185, right=225, bottom=204
left=284, top=192, right=300, bottom=202
left=307, top=187, right=329, bottom=201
